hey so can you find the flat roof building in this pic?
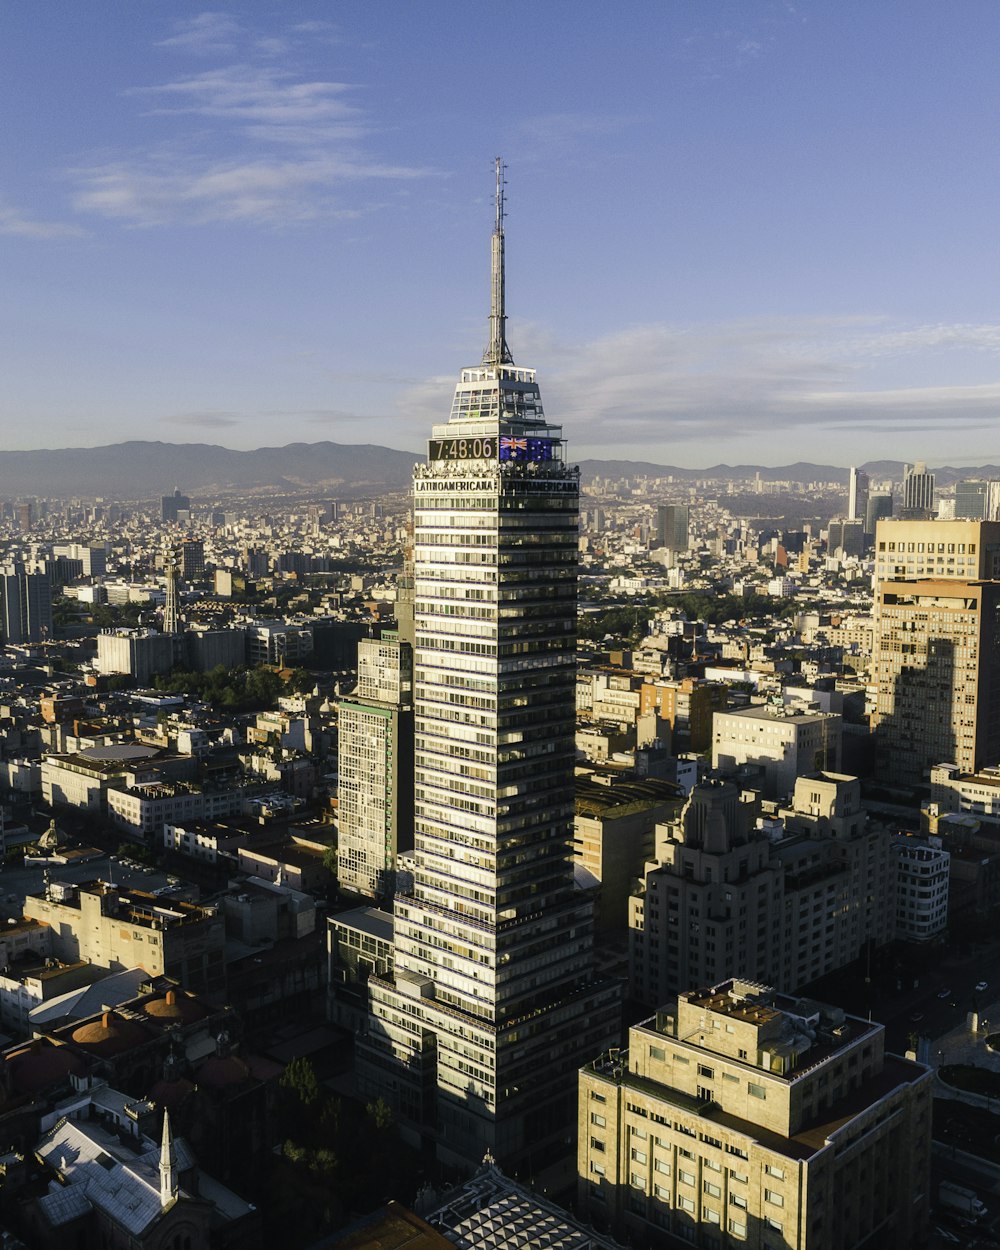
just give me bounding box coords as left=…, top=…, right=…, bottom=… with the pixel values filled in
left=578, top=979, right=932, bottom=1248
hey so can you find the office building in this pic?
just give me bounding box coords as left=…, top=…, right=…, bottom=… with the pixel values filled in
left=873, top=518, right=1000, bottom=589
left=864, top=491, right=892, bottom=536
left=901, top=461, right=935, bottom=518
left=874, top=579, right=1000, bottom=784
left=630, top=774, right=896, bottom=1005
left=161, top=488, right=190, bottom=523
left=846, top=466, right=869, bottom=522
left=955, top=479, right=990, bottom=520
left=96, top=628, right=176, bottom=684
left=655, top=504, right=689, bottom=553
left=337, top=632, right=415, bottom=898
left=179, top=538, right=205, bottom=582
left=826, top=519, right=865, bottom=559
left=52, top=542, right=107, bottom=577
left=578, top=980, right=932, bottom=1248
left=711, top=705, right=842, bottom=799
left=359, top=163, right=621, bottom=1170
left=0, top=566, right=53, bottom=644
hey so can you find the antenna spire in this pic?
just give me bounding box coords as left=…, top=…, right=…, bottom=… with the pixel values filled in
left=484, top=157, right=514, bottom=367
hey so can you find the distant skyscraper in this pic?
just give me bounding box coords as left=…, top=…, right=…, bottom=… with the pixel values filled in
left=954, top=478, right=1000, bottom=521
left=179, top=539, right=205, bottom=583
left=901, top=461, right=935, bottom=518
left=847, top=466, right=869, bottom=522
left=161, top=488, right=190, bottom=524
left=655, top=504, right=689, bottom=552
left=337, top=632, right=414, bottom=899
left=865, top=491, right=893, bottom=535
left=359, top=161, right=620, bottom=1169
left=827, top=518, right=865, bottom=558
left=0, top=567, right=53, bottom=644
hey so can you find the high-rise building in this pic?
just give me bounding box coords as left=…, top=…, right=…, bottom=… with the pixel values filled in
left=901, top=461, right=935, bottom=518
left=578, top=980, right=932, bottom=1249
left=179, top=539, right=205, bottom=583
left=0, top=567, right=53, bottom=644
left=337, top=632, right=414, bottom=899
left=826, top=518, right=865, bottom=559
left=873, top=518, right=1000, bottom=593
left=864, top=490, right=892, bottom=536
left=846, top=465, right=869, bottom=522
left=874, top=579, right=1000, bottom=784
left=161, top=489, right=190, bottom=524
left=954, top=478, right=1000, bottom=521
left=359, top=162, right=620, bottom=1170
left=655, top=504, right=689, bottom=552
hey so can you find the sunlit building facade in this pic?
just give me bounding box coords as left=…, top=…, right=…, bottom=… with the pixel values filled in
left=359, top=163, right=620, bottom=1170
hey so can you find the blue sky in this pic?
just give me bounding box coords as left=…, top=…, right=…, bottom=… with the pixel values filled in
left=4, top=1, right=1000, bottom=469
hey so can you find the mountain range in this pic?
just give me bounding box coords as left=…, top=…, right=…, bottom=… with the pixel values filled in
left=0, top=441, right=994, bottom=498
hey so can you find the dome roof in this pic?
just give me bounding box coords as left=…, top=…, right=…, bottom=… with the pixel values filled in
left=71, top=1011, right=148, bottom=1056
left=196, top=1054, right=250, bottom=1089
left=142, top=989, right=205, bottom=1025
left=8, top=1043, right=85, bottom=1094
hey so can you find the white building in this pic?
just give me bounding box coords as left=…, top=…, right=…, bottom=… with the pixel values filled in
left=712, top=704, right=842, bottom=799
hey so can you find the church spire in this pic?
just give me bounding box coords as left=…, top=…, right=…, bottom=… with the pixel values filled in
left=159, top=1108, right=178, bottom=1208
left=483, top=157, right=514, bottom=367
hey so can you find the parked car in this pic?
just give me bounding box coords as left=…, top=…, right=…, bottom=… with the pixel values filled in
left=976, top=981, right=989, bottom=993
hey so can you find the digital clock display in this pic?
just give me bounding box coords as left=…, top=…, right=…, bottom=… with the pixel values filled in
left=427, top=436, right=555, bottom=462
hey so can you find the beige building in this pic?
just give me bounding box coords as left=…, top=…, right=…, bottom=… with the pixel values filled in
left=23, top=880, right=225, bottom=995
left=630, top=775, right=896, bottom=1005
left=874, top=579, right=1000, bottom=784
left=578, top=979, right=932, bottom=1248
left=873, top=518, right=1000, bottom=592
left=573, top=776, right=683, bottom=934
left=712, top=705, right=842, bottom=800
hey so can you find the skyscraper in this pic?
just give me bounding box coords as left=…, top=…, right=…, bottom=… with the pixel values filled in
left=655, top=504, right=689, bottom=552
left=161, top=488, right=190, bottom=524
left=901, top=461, right=935, bottom=518
left=0, top=566, right=53, bottom=644
left=846, top=465, right=869, bottom=522
left=359, top=161, right=620, bottom=1170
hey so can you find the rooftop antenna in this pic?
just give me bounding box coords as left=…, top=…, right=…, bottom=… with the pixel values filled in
left=484, top=157, right=514, bottom=368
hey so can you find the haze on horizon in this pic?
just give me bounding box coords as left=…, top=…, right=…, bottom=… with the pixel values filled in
left=4, top=1, right=1000, bottom=470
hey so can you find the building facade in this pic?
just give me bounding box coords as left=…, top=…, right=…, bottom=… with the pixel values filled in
left=630, top=775, right=897, bottom=1005
left=874, top=579, right=1000, bottom=785
left=358, top=165, right=620, bottom=1170
left=337, top=632, right=414, bottom=898
left=578, top=980, right=932, bottom=1249
left=712, top=706, right=842, bottom=800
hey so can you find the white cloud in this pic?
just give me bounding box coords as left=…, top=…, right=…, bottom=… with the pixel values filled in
left=162, top=411, right=241, bottom=428
left=69, top=23, right=431, bottom=228
left=155, top=12, right=244, bottom=56
left=0, top=196, right=84, bottom=240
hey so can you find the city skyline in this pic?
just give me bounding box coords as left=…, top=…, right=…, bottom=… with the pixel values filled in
left=5, top=2, right=1000, bottom=467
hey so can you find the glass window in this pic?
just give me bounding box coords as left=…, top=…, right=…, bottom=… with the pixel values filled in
left=748, top=1083, right=766, bottom=1099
